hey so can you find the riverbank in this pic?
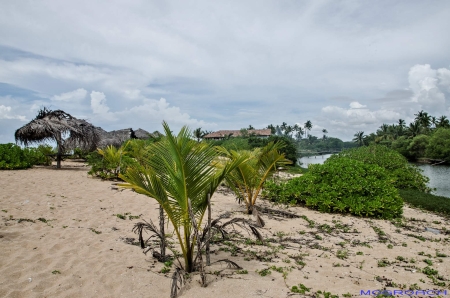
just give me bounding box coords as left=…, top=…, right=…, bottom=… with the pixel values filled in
left=0, top=161, right=449, bottom=297
left=416, top=158, right=448, bottom=165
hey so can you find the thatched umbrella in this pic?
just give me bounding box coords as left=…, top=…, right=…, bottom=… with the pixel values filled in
left=15, top=108, right=100, bottom=168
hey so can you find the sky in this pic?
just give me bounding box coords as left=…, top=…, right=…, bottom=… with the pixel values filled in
left=1, top=0, right=450, bottom=143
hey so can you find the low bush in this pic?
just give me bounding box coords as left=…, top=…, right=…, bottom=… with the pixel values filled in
left=0, top=143, right=52, bottom=169
left=87, top=143, right=138, bottom=179
left=0, top=143, right=33, bottom=169
left=24, top=145, right=53, bottom=166
left=263, top=157, right=403, bottom=219
left=329, top=144, right=430, bottom=192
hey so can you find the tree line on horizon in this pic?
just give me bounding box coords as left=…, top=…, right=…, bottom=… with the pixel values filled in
left=194, top=120, right=356, bottom=159
left=353, top=111, right=450, bottom=162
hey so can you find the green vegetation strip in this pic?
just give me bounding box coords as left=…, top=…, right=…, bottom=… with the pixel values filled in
left=399, top=189, right=450, bottom=216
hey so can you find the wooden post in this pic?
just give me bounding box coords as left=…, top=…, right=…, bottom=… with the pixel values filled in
left=56, top=132, right=62, bottom=169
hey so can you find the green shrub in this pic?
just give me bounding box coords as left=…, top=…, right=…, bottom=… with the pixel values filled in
left=408, top=135, right=430, bottom=159
left=263, top=157, right=403, bottom=219
left=329, top=144, right=429, bottom=192
left=391, top=136, right=414, bottom=160
left=211, top=137, right=250, bottom=151
left=267, top=135, right=298, bottom=165
left=87, top=142, right=138, bottom=179
left=25, top=145, right=53, bottom=166
left=426, top=128, right=450, bottom=162
left=71, top=147, right=90, bottom=159
left=0, top=143, right=33, bottom=169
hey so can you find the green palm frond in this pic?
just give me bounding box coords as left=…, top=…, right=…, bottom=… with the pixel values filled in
left=119, top=122, right=246, bottom=272
left=219, top=141, right=291, bottom=213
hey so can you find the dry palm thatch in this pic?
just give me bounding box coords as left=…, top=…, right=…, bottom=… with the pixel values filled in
left=15, top=107, right=99, bottom=168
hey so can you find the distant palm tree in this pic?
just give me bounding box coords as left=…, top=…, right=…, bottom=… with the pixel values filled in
left=294, top=126, right=304, bottom=142
left=389, top=124, right=399, bottom=140
left=414, top=110, right=431, bottom=130
left=431, top=116, right=437, bottom=129
left=193, top=127, right=205, bottom=142
left=322, top=129, right=328, bottom=141
left=275, top=125, right=283, bottom=136
left=397, top=119, right=406, bottom=136
left=267, top=124, right=276, bottom=134
left=377, top=123, right=390, bottom=140
left=436, top=115, right=450, bottom=128
left=408, top=120, right=421, bottom=138
left=304, top=120, right=312, bottom=138
left=248, top=125, right=255, bottom=130
left=284, top=125, right=294, bottom=138
left=280, top=122, right=288, bottom=134
left=353, top=131, right=366, bottom=147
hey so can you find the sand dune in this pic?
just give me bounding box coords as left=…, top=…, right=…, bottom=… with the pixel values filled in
left=1, top=160, right=449, bottom=297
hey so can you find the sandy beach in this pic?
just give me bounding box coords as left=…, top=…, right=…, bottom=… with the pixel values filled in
left=1, top=160, right=449, bottom=297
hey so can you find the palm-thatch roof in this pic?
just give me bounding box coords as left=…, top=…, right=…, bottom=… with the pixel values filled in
left=97, top=128, right=135, bottom=147
left=15, top=108, right=100, bottom=168
left=96, top=128, right=163, bottom=147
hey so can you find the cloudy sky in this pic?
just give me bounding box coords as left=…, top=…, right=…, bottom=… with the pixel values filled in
left=1, top=0, right=450, bottom=143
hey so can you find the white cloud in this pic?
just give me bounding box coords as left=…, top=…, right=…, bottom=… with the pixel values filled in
left=349, top=101, right=366, bottom=109
left=90, top=91, right=110, bottom=115
left=322, top=104, right=400, bottom=126
left=437, top=67, right=450, bottom=92
left=88, top=90, right=211, bottom=129
left=51, top=88, right=87, bottom=101
left=408, top=64, right=448, bottom=114
left=1, top=2, right=450, bottom=143
left=0, top=105, right=26, bottom=121
left=116, top=97, right=210, bottom=128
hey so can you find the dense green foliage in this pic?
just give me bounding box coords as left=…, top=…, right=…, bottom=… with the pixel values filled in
left=263, top=157, right=403, bottom=219
left=399, top=189, right=450, bottom=216
left=425, top=128, right=450, bottom=162
left=267, top=135, right=298, bottom=164
left=210, top=135, right=298, bottom=164
left=87, top=141, right=138, bottom=179
left=407, top=135, right=429, bottom=159
left=212, top=137, right=251, bottom=151
left=219, top=142, right=291, bottom=214
left=358, top=111, right=450, bottom=163
left=87, top=138, right=163, bottom=179
left=0, top=143, right=53, bottom=169
left=329, top=144, right=430, bottom=192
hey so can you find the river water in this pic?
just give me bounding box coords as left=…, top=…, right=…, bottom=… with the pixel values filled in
left=298, top=154, right=450, bottom=198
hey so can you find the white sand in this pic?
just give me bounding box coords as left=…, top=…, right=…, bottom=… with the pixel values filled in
left=1, top=160, right=449, bottom=297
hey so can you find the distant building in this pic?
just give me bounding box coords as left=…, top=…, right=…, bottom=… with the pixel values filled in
left=203, top=129, right=272, bottom=140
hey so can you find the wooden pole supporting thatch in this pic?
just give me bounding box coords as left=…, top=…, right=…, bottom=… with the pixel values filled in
left=15, top=108, right=99, bottom=168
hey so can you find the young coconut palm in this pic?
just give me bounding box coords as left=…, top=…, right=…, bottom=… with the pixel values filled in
left=119, top=122, right=247, bottom=273
left=217, top=141, right=291, bottom=216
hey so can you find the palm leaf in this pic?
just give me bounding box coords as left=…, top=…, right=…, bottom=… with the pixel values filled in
left=119, top=121, right=247, bottom=273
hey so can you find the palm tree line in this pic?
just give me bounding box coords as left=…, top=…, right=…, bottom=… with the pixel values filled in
left=266, top=120, right=317, bottom=142
left=353, top=110, right=450, bottom=147
left=194, top=120, right=319, bottom=144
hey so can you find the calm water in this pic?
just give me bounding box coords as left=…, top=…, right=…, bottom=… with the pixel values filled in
left=414, top=163, right=450, bottom=198
left=298, top=155, right=450, bottom=198
left=298, top=154, right=333, bottom=168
